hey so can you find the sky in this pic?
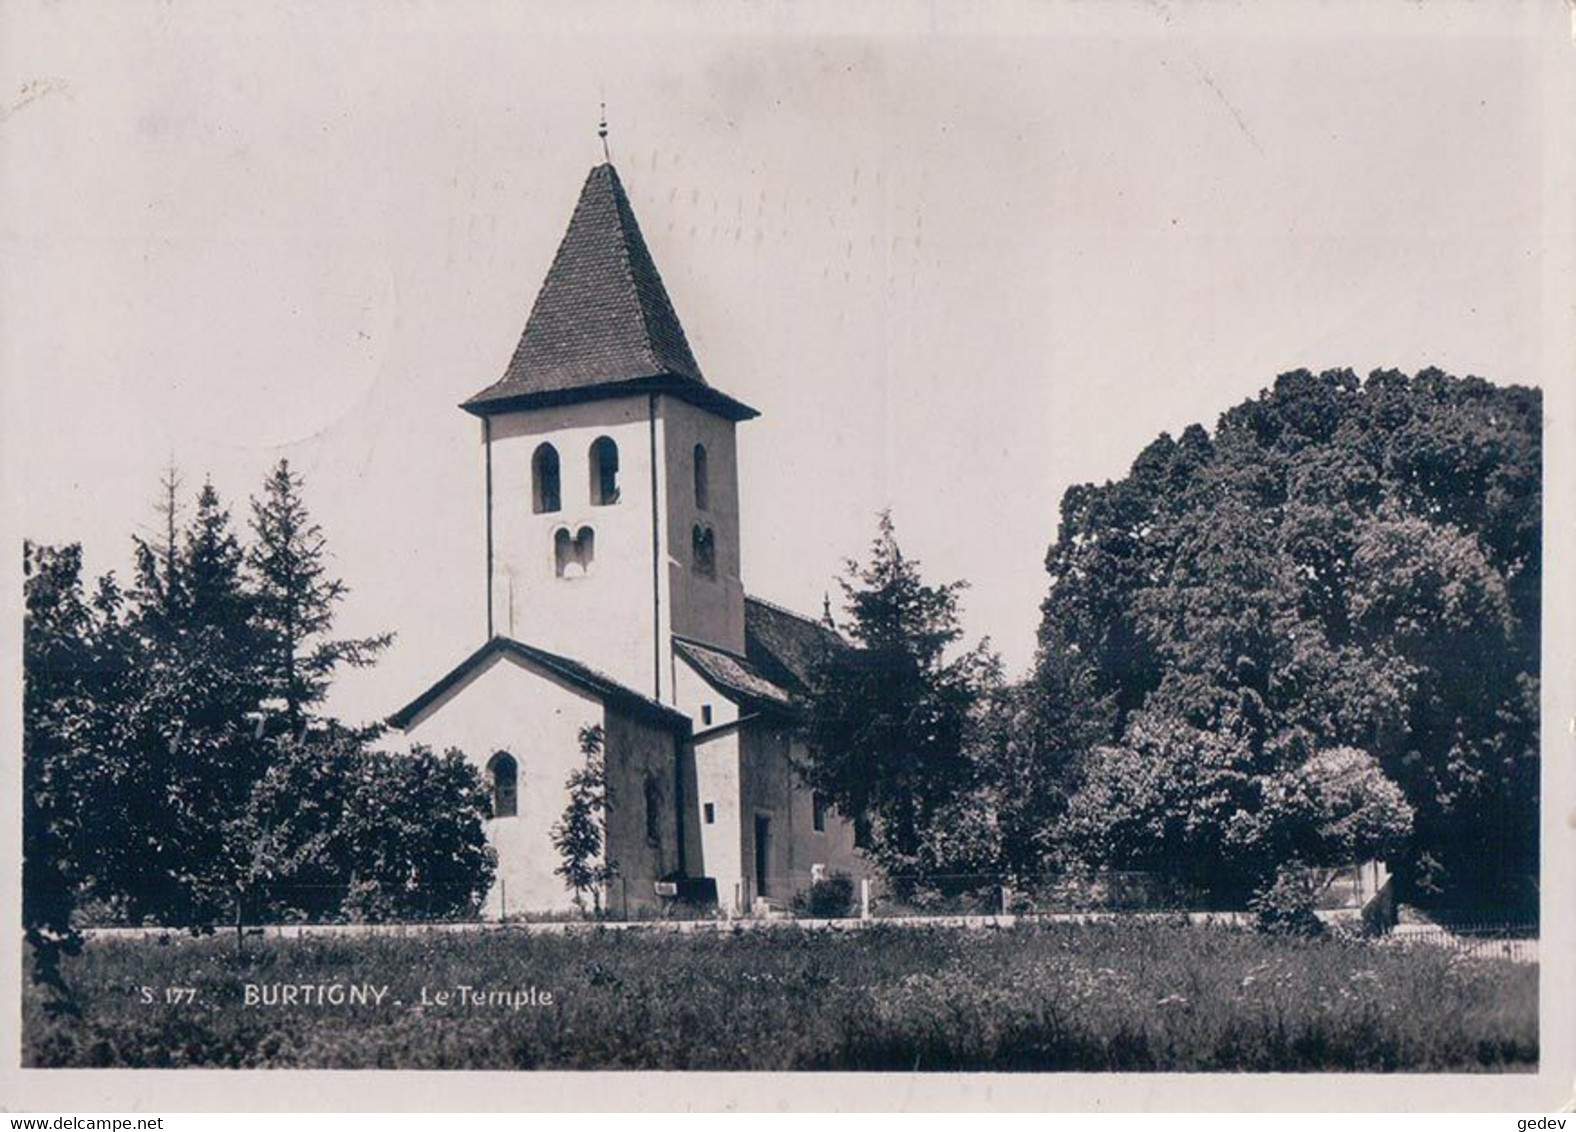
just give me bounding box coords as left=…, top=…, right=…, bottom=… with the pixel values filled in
left=1, top=0, right=1564, bottom=728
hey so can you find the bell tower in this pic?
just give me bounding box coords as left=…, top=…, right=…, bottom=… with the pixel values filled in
left=461, top=162, right=758, bottom=702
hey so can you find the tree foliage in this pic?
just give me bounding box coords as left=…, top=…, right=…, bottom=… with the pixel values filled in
left=106, top=477, right=273, bottom=926
left=1039, top=368, right=1538, bottom=913
left=552, top=725, right=616, bottom=914
left=248, top=459, right=392, bottom=733
left=23, top=462, right=487, bottom=993
left=799, top=513, right=999, bottom=882
left=22, top=543, right=121, bottom=999
left=236, top=738, right=496, bottom=922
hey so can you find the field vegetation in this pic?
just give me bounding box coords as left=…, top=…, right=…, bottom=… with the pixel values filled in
left=25, top=922, right=1535, bottom=1072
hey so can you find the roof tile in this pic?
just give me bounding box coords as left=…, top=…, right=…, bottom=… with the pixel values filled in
left=464, top=164, right=755, bottom=419
left=743, top=595, right=847, bottom=694
left=673, top=637, right=795, bottom=713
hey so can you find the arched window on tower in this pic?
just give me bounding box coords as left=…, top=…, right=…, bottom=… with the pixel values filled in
left=693, top=443, right=709, bottom=511
left=555, top=526, right=596, bottom=578
left=692, top=525, right=716, bottom=579
left=532, top=443, right=561, bottom=514
left=487, top=752, right=518, bottom=819
left=590, top=437, right=620, bottom=506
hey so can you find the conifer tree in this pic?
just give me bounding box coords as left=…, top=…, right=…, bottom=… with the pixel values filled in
left=247, top=459, right=391, bottom=734
left=800, top=512, right=996, bottom=879
left=100, top=475, right=269, bottom=925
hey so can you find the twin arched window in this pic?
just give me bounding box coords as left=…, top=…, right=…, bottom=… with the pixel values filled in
left=555, top=526, right=596, bottom=578
left=488, top=751, right=519, bottom=819
left=531, top=438, right=621, bottom=513
left=693, top=444, right=709, bottom=511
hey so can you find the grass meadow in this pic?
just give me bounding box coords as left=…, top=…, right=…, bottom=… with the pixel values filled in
left=23, top=922, right=1536, bottom=1072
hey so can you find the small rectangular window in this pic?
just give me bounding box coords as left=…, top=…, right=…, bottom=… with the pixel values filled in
left=812, top=792, right=828, bottom=833
left=703, top=802, right=715, bottom=824
left=701, top=704, right=713, bottom=726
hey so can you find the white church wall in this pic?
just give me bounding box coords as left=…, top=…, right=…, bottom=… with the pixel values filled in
left=487, top=397, right=663, bottom=700
left=669, top=651, right=740, bottom=731
left=671, top=652, right=746, bottom=910
left=691, top=730, right=745, bottom=912
left=399, top=649, right=607, bottom=917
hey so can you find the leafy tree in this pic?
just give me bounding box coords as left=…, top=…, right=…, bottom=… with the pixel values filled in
left=1061, top=718, right=1412, bottom=904
left=339, top=745, right=497, bottom=920
left=1058, top=713, right=1263, bottom=900
left=21, top=543, right=125, bottom=1003
left=23, top=462, right=471, bottom=980
left=247, top=459, right=392, bottom=734
left=25, top=506, right=265, bottom=939
left=1248, top=864, right=1329, bottom=936
left=1041, top=369, right=1538, bottom=913
left=232, top=736, right=495, bottom=923
left=228, top=733, right=361, bottom=923
left=1247, top=747, right=1414, bottom=869
left=967, top=648, right=1114, bottom=878
left=799, top=513, right=997, bottom=882
left=553, top=725, right=616, bottom=914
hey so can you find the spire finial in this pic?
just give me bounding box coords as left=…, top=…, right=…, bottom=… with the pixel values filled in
left=822, top=591, right=834, bottom=628
left=598, top=100, right=610, bottom=164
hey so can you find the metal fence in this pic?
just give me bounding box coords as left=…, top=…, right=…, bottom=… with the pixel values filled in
left=859, top=870, right=1227, bottom=919
left=1386, top=922, right=1539, bottom=964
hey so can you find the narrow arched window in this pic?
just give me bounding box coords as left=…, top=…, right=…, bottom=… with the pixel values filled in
left=487, top=752, right=518, bottom=819
left=692, top=524, right=715, bottom=579
left=693, top=444, right=709, bottom=511
left=554, top=528, right=573, bottom=577
left=590, top=437, right=620, bottom=506
left=532, top=444, right=561, bottom=514
left=555, top=526, right=595, bottom=578
left=644, top=776, right=662, bottom=844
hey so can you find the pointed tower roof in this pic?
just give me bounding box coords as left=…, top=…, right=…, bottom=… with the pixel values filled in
left=463, top=163, right=758, bottom=421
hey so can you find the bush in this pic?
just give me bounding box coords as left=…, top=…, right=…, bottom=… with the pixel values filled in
left=1250, top=865, right=1326, bottom=937
left=794, top=873, right=857, bottom=918
left=238, top=738, right=496, bottom=924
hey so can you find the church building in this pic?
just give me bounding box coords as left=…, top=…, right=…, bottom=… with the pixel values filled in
left=389, top=159, right=868, bottom=917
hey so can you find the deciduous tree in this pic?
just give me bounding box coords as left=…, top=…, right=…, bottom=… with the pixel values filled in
left=553, top=725, right=616, bottom=914
left=1041, top=369, right=1538, bottom=913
